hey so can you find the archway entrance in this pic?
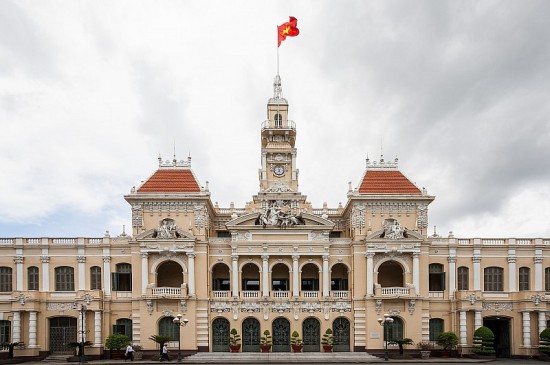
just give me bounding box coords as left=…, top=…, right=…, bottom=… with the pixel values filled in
left=272, top=317, right=290, bottom=352
left=303, top=317, right=320, bottom=352
left=49, top=317, right=77, bottom=354
left=242, top=317, right=260, bottom=352
left=484, top=317, right=511, bottom=358
left=333, top=317, right=350, bottom=352
left=377, top=261, right=404, bottom=287
left=211, top=318, right=230, bottom=352
left=157, top=260, right=184, bottom=287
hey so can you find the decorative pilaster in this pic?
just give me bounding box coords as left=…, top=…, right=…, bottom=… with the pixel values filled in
left=41, top=256, right=50, bottom=292
left=539, top=311, right=547, bottom=334
left=231, top=255, right=239, bottom=298
left=413, top=252, right=420, bottom=292
left=474, top=310, right=482, bottom=330
left=366, top=253, right=374, bottom=296
left=78, top=256, right=86, bottom=291
left=448, top=256, right=456, bottom=298
left=292, top=255, right=300, bottom=297
left=459, top=311, right=468, bottom=346
left=187, top=253, right=196, bottom=296
left=14, top=256, right=23, bottom=291
left=262, top=255, right=269, bottom=298
left=322, top=255, right=330, bottom=298
left=508, top=253, right=516, bottom=292
left=12, top=311, right=21, bottom=343
left=29, top=311, right=38, bottom=347
left=522, top=311, right=531, bottom=347
left=473, top=255, right=481, bottom=291
left=141, top=253, right=149, bottom=295
left=535, top=255, right=543, bottom=291
left=94, top=311, right=102, bottom=346
left=103, top=256, right=111, bottom=296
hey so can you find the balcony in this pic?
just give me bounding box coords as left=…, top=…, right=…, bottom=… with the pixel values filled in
left=374, top=286, right=415, bottom=298
left=211, top=290, right=230, bottom=299
left=331, top=290, right=349, bottom=299
left=272, top=291, right=290, bottom=299
left=146, top=286, right=187, bottom=299
left=242, top=290, right=260, bottom=299
left=302, top=291, right=319, bottom=298
left=261, top=119, right=296, bottom=131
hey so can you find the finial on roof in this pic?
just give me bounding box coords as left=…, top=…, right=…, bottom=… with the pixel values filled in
left=268, top=74, right=288, bottom=105
left=158, top=154, right=162, bottom=167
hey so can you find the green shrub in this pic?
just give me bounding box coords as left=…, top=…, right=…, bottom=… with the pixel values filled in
left=229, top=328, right=241, bottom=346
left=105, top=334, right=129, bottom=351
left=540, top=328, right=550, bottom=354
left=290, top=331, right=303, bottom=346
left=321, top=328, right=334, bottom=346
left=436, top=331, right=459, bottom=350
left=472, top=326, right=495, bottom=355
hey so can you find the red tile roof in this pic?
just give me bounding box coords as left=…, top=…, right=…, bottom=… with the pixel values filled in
left=137, top=169, right=201, bottom=193
left=358, top=170, right=421, bottom=195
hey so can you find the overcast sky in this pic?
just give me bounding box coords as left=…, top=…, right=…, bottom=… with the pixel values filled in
left=1, top=0, right=549, bottom=239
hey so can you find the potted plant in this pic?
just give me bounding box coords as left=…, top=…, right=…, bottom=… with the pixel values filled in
left=472, top=326, right=495, bottom=358
left=290, top=331, right=303, bottom=352
left=437, top=331, right=458, bottom=357
left=149, top=335, right=173, bottom=360
left=260, top=330, right=272, bottom=352
left=321, top=328, right=334, bottom=352
left=417, top=341, right=434, bottom=359
left=132, top=344, right=143, bottom=360
left=389, top=337, right=414, bottom=356
left=105, top=333, right=130, bottom=359
left=229, top=328, right=241, bottom=352
left=540, top=328, right=550, bottom=359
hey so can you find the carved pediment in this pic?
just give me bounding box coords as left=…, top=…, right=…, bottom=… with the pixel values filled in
left=135, top=228, right=195, bottom=241
left=366, top=227, right=423, bottom=240
left=225, top=212, right=335, bottom=230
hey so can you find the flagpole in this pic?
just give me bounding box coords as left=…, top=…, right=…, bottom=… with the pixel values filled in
left=276, top=25, right=279, bottom=76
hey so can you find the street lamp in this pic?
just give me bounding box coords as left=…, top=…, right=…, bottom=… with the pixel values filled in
left=79, top=305, right=87, bottom=363
left=172, top=314, right=189, bottom=362
left=377, top=313, right=394, bottom=361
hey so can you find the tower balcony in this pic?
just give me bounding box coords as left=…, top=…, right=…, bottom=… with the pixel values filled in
left=261, top=120, right=296, bottom=132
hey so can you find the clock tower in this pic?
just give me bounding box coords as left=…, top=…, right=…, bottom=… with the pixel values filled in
left=254, top=74, right=309, bottom=213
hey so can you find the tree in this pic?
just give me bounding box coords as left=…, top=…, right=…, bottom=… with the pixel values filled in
left=540, top=328, right=550, bottom=355
left=436, top=331, right=459, bottom=351
left=1, top=342, right=24, bottom=359
left=149, top=335, right=173, bottom=357
left=389, top=338, right=414, bottom=356
left=472, top=326, right=495, bottom=356
left=105, top=333, right=129, bottom=351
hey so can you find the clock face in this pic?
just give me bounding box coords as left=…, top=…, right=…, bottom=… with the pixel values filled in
left=273, top=165, right=285, bottom=176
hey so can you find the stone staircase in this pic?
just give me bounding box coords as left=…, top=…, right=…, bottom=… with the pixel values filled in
left=41, top=354, right=73, bottom=362
left=182, top=352, right=382, bottom=363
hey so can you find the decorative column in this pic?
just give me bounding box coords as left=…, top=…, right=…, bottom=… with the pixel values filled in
left=94, top=310, right=102, bottom=347
left=535, top=255, right=543, bottom=291
left=41, top=256, right=50, bottom=292
left=448, top=256, right=456, bottom=298
left=78, top=256, right=86, bottom=291
left=522, top=311, right=531, bottom=347
left=474, top=310, right=482, bottom=330
left=261, top=151, right=267, bottom=180
left=103, top=256, right=111, bottom=296
left=29, top=311, right=38, bottom=348
left=187, top=253, right=196, bottom=296
left=292, top=255, right=300, bottom=297
left=14, top=256, right=24, bottom=291
left=366, top=253, right=374, bottom=296
left=539, top=311, right=547, bottom=334
left=508, top=254, right=516, bottom=292
left=322, top=255, right=330, bottom=298
left=459, top=310, right=468, bottom=346
left=473, top=255, right=481, bottom=291
left=231, top=255, right=239, bottom=298
left=291, top=152, right=297, bottom=180
left=262, top=255, right=269, bottom=298
left=412, top=252, right=420, bottom=292
left=12, top=311, right=21, bottom=343
left=141, top=253, right=149, bottom=295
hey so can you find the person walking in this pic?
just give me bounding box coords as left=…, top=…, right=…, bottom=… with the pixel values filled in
left=160, top=343, right=169, bottom=362
left=125, top=344, right=134, bottom=361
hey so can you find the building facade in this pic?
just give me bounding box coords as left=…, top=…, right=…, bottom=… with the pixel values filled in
left=1, top=75, right=549, bottom=359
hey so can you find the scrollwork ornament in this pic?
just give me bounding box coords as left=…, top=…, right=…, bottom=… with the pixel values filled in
left=532, top=294, right=545, bottom=306
left=147, top=300, right=153, bottom=315
left=210, top=302, right=231, bottom=313
left=13, top=256, right=24, bottom=264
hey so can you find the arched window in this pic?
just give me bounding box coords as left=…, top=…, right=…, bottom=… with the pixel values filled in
left=383, top=317, right=403, bottom=340
left=112, top=263, right=132, bottom=291
left=429, top=318, right=444, bottom=341
left=0, top=267, right=13, bottom=292
left=113, top=318, right=132, bottom=341
left=274, top=113, right=282, bottom=128
left=484, top=267, right=504, bottom=291
left=55, top=266, right=75, bottom=291
left=519, top=267, right=530, bottom=291
left=28, top=266, right=39, bottom=291
left=90, top=266, right=102, bottom=290
left=0, top=320, right=10, bottom=343
left=546, top=267, right=550, bottom=291
left=159, top=317, right=177, bottom=340
left=429, top=264, right=445, bottom=291
left=457, top=266, right=469, bottom=291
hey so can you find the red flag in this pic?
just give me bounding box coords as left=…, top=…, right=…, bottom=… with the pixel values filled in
left=278, top=16, right=299, bottom=47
